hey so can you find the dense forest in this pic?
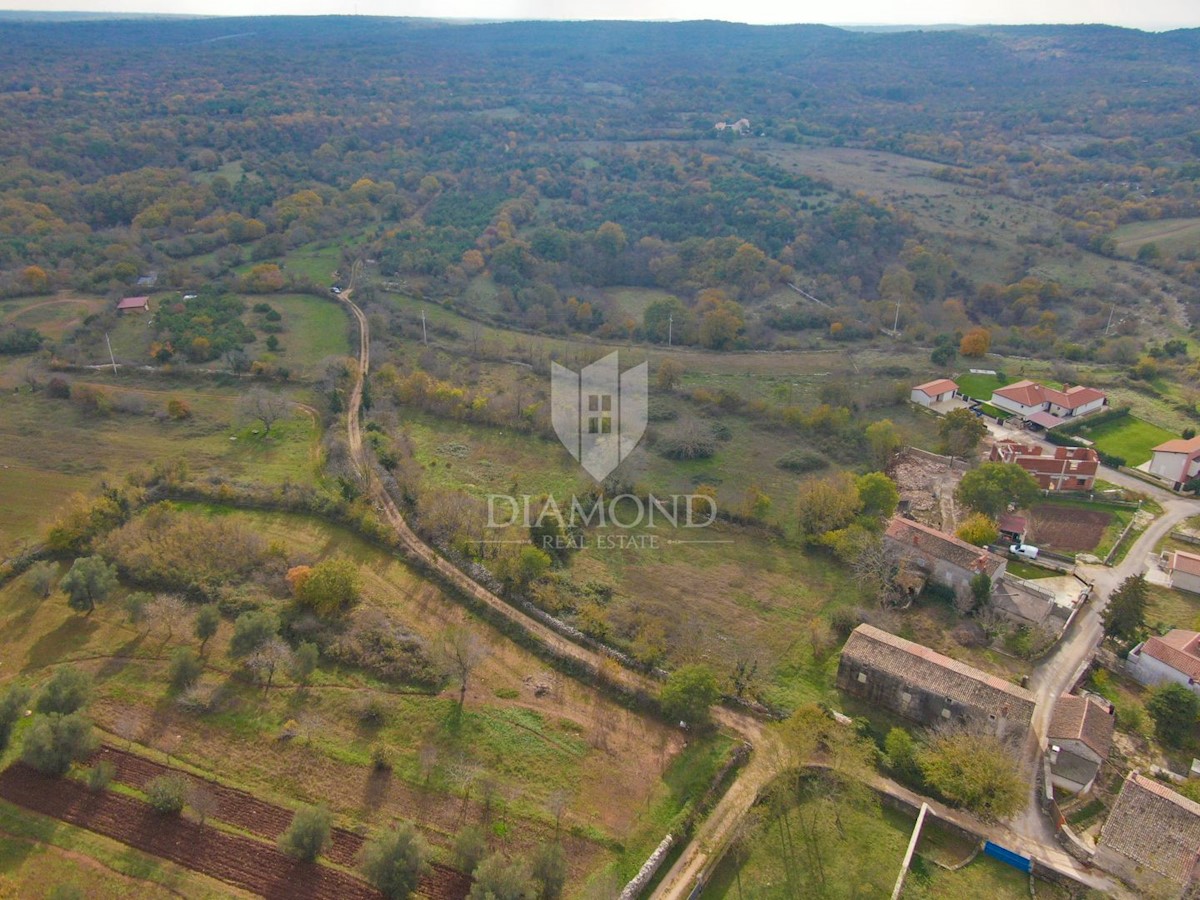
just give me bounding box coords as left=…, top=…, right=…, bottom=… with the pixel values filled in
left=1, top=17, right=1199, bottom=355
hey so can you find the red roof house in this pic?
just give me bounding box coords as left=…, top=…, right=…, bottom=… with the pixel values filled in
left=989, top=379, right=1106, bottom=421
left=116, top=296, right=150, bottom=312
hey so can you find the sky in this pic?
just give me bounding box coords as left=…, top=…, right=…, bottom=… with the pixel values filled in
left=1, top=0, right=1197, bottom=30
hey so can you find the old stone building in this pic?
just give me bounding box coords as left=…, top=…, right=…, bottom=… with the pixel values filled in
left=837, top=624, right=1035, bottom=741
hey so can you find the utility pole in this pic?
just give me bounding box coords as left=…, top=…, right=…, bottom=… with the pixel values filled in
left=668, top=313, right=673, bottom=348
left=104, top=332, right=117, bottom=374
left=1104, top=305, right=1116, bottom=336
left=421, top=308, right=428, bottom=345
left=892, top=298, right=902, bottom=335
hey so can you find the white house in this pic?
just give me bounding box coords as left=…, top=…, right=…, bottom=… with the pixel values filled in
left=989, top=380, right=1106, bottom=422
left=1127, top=629, right=1200, bottom=693
left=1147, top=436, right=1200, bottom=490
left=910, top=378, right=958, bottom=407
left=1165, top=550, right=1200, bottom=595
left=1047, top=693, right=1114, bottom=795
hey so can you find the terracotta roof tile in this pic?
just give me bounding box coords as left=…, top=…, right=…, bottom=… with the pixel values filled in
left=1154, top=436, right=1200, bottom=455
left=1100, top=772, right=1200, bottom=883
left=884, top=517, right=1006, bottom=578
left=840, top=624, right=1034, bottom=726
left=1047, top=694, right=1114, bottom=758
left=913, top=379, right=958, bottom=396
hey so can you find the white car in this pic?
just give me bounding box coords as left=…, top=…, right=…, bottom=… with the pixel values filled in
left=1010, top=543, right=1039, bottom=560
left=331, top=286, right=342, bottom=294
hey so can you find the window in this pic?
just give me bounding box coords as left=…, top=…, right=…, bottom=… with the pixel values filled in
left=587, top=394, right=613, bottom=435
left=856, top=672, right=867, bottom=684
left=901, top=691, right=912, bottom=703
left=941, top=708, right=951, bottom=719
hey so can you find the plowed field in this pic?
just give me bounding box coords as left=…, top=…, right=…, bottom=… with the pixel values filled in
left=0, top=754, right=470, bottom=900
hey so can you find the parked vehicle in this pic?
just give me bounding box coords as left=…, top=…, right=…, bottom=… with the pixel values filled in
left=1010, top=543, right=1039, bottom=559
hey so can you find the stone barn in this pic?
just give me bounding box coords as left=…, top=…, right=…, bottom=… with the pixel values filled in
left=837, top=624, right=1034, bottom=741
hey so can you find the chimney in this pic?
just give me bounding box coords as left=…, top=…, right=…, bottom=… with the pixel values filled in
left=1049, top=744, right=1060, bottom=764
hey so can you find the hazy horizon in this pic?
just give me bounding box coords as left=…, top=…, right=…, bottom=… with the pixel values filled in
left=0, top=2, right=1196, bottom=31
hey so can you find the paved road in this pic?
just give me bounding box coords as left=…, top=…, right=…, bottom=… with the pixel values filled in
left=991, top=419, right=1200, bottom=858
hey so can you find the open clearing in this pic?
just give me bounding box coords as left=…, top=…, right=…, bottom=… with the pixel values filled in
left=1, top=295, right=106, bottom=340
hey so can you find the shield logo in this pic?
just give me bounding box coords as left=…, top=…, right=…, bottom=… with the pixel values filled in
left=551, top=352, right=647, bottom=482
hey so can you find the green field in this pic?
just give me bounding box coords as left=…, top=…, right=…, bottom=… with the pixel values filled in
left=1111, top=216, right=1200, bottom=258
left=252, top=292, right=352, bottom=376
left=1067, top=415, right=1177, bottom=465
left=705, top=790, right=1067, bottom=900
left=954, top=372, right=1006, bottom=400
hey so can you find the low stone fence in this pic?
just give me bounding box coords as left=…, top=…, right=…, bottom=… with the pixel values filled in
left=619, top=834, right=675, bottom=900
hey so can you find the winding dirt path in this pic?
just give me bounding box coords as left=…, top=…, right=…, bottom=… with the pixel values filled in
left=334, top=282, right=1134, bottom=898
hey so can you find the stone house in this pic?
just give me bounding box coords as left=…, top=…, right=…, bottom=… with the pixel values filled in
left=837, top=624, right=1034, bottom=741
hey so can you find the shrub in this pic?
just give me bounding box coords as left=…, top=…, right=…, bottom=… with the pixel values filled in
left=452, top=824, right=488, bottom=873
left=1147, top=683, right=1200, bottom=747
left=468, top=853, right=536, bottom=899
left=47, top=377, right=71, bottom=399
left=86, top=759, right=115, bottom=792
left=279, top=804, right=332, bottom=861
left=359, top=821, right=428, bottom=899
left=776, top=449, right=829, bottom=473
left=145, top=774, right=187, bottom=813
left=169, top=647, right=204, bottom=692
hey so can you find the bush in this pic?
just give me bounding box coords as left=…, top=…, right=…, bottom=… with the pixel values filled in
left=359, top=821, right=428, bottom=899
left=1147, top=683, right=1200, bottom=747
left=468, top=853, right=536, bottom=900
left=279, top=804, right=332, bottom=861
left=776, top=448, right=829, bottom=473
left=86, top=759, right=115, bottom=792
left=47, top=377, right=71, bottom=399
left=452, top=824, right=488, bottom=873
left=169, top=647, right=204, bottom=692
left=145, top=774, right=187, bottom=814
left=830, top=607, right=862, bottom=640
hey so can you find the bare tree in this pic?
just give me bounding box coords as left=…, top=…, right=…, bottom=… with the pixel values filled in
left=246, top=637, right=293, bottom=694
left=851, top=538, right=902, bottom=608
left=186, top=779, right=219, bottom=827
left=146, top=595, right=191, bottom=646
left=547, top=789, right=571, bottom=839
left=436, top=625, right=488, bottom=709
left=237, top=387, right=290, bottom=435
left=113, top=709, right=145, bottom=749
